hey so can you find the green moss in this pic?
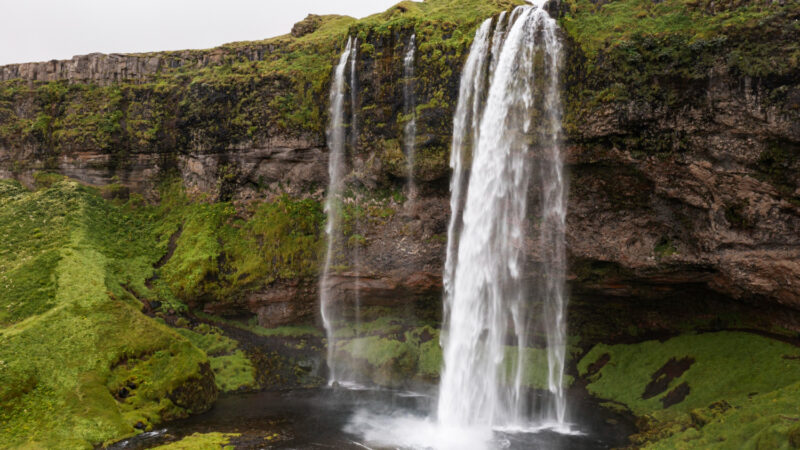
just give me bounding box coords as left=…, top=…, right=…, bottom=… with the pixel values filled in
left=646, top=382, right=800, bottom=449
left=654, top=237, right=678, bottom=258
left=503, top=347, right=576, bottom=390
left=139, top=180, right=324, bottom=305
left=561, top=0, right=796, bottom=62
left=194, top=311, right=322, bottom=338
left=340, top=335, right=418, bottom=369
left=578, top=332, right=800, bottom=418
left=209, top=352, right=256, bottom=393
left=176, top=324, right=238, bottom=356
left=0, top=180, right=215, bottom=448
left=562, top=0, right=799, bottom=150
left=175, top=325, right=256, bottom=393
left=418, top=338, right=443, bottom=378
left=333, top=319, right=579, bottom=388
left=152, top=432, right=238, bottom=450
left=0, top=0, right=517, bottom=157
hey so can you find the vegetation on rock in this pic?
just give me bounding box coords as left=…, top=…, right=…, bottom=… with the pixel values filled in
left=578, top=332, right=800, bottom=447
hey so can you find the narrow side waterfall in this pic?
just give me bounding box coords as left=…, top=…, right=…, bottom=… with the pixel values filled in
left=348, top=38, right=363, bottom=345
left=320, top=37, right=355, bottom=385
left=439, top=0, right=568, bottom=430
left=403, top=34, right=417, bottom=200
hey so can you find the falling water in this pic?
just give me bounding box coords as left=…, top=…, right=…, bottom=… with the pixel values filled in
left=350, top=38, right=359, bottom=151
left=321, top=37, right=355, bottom=384
left=348, top=38, right=363, bottom=346
left=403, top=34, right=417, bottom=200
left=439, top=0, right=567, bottom=432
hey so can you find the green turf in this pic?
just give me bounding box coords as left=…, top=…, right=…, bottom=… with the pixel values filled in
left=578, top=331, right=800, bottom=448
left=0, top=180, right=215, bottom=448
left=151, top=432, right=238, bottom=450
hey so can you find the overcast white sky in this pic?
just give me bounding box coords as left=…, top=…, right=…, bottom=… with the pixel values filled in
left=0, top=0, right=404, bottom=65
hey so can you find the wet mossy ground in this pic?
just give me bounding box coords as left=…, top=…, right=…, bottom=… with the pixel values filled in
left=577, top=331, right=800, bottom=448
left=150, top=432, right=238, bottom=450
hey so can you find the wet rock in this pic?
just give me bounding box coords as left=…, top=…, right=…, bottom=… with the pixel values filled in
left=116, top=387, right=129, bottom=399
left=167, top=363, right=218, bottom=414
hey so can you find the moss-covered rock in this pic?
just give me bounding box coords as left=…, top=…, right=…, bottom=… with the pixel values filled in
left=151, top=432, right=238, bottom=450
left=577, top=331, right=800, bottom=448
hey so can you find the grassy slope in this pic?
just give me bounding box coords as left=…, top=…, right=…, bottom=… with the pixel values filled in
left=0, top=180, right=214, bottom=448
left=0, top=177, right=320, bottom=447
left=578, top=332, right=800, bottom=448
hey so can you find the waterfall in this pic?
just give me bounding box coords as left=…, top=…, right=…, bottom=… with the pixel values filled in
left=403, top=34, right=417, bottom=200
left=439, top=0, right=567, bottom=430
left=348, top=38, right=363, bottom=347
left=321, top=37, right=355, bottom=385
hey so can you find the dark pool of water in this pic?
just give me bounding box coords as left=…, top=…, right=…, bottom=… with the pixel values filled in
left=109, top=386, right=633, bottom=449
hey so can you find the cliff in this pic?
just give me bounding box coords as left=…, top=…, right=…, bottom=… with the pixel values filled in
left=4, top=0, right=796, bottom=324
left=1, top=0, right=800, bottom=446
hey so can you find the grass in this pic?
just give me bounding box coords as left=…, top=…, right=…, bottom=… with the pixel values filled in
left=578, top=331, right=800, bottom=417
left=578, top=331, right=800, bottom=447
left=561, top=0, right=798, bottom=62
left=0, top=180, right=215, bottom=448
left=176, top=324, right=257, bottom=393
left=194, top=311, right=323, bottom=338
left=152, top=432, right=238, bottom=450
left=646, top=381, right=800, bottom=449
left=332, top=317, right=579, bottom=389
left=134, top=179, right=324, bottom=305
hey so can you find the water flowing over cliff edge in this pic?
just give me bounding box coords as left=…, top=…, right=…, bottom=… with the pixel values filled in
left=1, top=0, right=799, bottom=448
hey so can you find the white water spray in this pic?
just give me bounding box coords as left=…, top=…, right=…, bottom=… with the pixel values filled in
left=439, top=0, right=568, bottom=431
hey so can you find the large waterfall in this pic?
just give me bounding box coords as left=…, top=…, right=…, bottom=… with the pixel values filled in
left=439, top=0, right=567, bottom=430
left=345, top=2, right=569, bottom=447
left=320, top=37, right=355, bottom=385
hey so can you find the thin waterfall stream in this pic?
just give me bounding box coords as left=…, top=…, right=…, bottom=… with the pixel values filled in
left=321, top=37, right=358, bottom=385
left=403, top=34, right=417, bottom=201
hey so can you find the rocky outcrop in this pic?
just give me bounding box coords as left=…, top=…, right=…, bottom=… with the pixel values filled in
left=291, top=14, right=323, bottom=38
left=0, top=44, right=285, bottom=85
left=564, top=55, right=800, bottom=313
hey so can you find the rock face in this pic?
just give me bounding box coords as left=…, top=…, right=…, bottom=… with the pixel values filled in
left=564, top=56, right=800, bottom=316
left=0, top=44, right=284, bottom=85
left=1, top=2, right=798, bottom=329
